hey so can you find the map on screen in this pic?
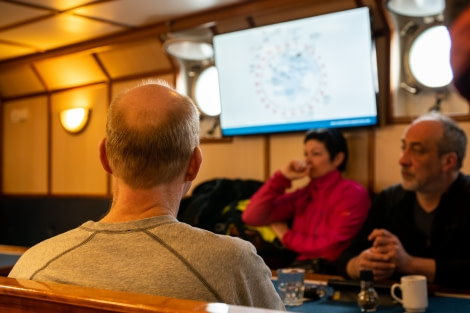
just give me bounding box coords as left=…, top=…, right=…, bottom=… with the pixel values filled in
left=213, top=7, right=378, bottom=136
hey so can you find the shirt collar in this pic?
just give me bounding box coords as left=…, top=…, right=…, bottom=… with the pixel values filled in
left=307, top=169, right=342, bottom=190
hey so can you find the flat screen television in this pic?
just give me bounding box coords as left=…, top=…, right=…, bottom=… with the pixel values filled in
left=213, top=7, right=378, bottom=136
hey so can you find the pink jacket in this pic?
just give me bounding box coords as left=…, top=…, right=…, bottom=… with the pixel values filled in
left=242, top=170, right=370, bottom=261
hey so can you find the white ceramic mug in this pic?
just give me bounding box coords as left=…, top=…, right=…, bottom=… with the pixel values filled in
left=391, top=275, right=428, bottom=312
left=276, top=268, right=305, bottom=306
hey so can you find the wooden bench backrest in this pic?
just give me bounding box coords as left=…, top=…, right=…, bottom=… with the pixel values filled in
left=0, top=276, right=278, bottom=313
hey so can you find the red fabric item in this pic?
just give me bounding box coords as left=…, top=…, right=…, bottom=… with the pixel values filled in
left=242, top=170, right=370, bottom=261
left=450, top=4, right=470, bottom=101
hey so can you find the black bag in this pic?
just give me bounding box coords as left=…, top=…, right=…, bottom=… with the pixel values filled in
left=178, top=178, right=264, bottom=232
left=216, top=199, right=298, bottom=269
left=178, top=178, right=297, bottom=268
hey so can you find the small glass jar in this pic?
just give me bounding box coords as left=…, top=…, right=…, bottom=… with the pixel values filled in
left=357, top=269, right=379, bottom=312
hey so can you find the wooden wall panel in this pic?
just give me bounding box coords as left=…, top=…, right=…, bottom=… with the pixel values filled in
left=2, top=96, right=48, bottom=194
left=343, top=129, right=371, bottom=189
left=191, top=136, right=266, bottom=193
left=50, top=84, right=107, bottom=195
left=269, top=132, right=309, bottom=191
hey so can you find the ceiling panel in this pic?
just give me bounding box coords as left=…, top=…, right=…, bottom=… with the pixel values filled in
left=72, top=0, right=246, bottom=27
left=0, top=13, right=125, bottom=51
left=0, top=42, right=37, bottom=60
left=14, top=0, right=96, bottom=11
left=0, top=65, right=45, bottom=98
left=35, top=53, right=108, bottom=90
left=0, top=1, right=51, bottom=28
left=97, top=38, right=173, bottom=79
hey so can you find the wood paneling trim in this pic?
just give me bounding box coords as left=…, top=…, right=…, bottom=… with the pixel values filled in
left=0, top=276, right=285, bottom=313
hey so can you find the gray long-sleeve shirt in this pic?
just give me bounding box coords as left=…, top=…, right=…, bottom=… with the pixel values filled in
left=9, top=215, right=285, bottom=311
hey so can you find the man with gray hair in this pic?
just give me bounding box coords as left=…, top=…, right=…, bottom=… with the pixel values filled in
left=9, top=80, right=285, bottom=310
left=337, top=112, right=470, bottom=288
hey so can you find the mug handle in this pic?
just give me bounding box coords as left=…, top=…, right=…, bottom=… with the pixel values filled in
left=390, top=283, right=403, bottom=304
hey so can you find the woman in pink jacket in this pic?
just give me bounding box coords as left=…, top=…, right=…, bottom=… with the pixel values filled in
left=242, top=128, right=370, bottom=273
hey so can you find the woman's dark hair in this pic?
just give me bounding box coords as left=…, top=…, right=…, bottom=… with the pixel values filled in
left=304, top=128, right=348, bottom=171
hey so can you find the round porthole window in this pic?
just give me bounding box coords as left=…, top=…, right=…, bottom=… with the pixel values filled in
left=193, top=66, right=221, bottom=117
left=408, top=25, right=453, bottom=88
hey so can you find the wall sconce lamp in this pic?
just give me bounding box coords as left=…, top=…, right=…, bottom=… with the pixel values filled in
left=59, top=107, right=90, bottom=134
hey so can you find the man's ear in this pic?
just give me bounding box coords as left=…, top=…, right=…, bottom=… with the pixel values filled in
left=186, top=146, right=202, bottom=181
left=442, top=152, right=458, bottom=172
left=99, top=138, right=113, bottom=174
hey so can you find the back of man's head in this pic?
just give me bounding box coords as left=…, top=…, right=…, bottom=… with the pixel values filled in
left=105, top=80, right=200, bottom=189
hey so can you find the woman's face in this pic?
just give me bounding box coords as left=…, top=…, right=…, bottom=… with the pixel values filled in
left=303, top=139, right=340, bottom=179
